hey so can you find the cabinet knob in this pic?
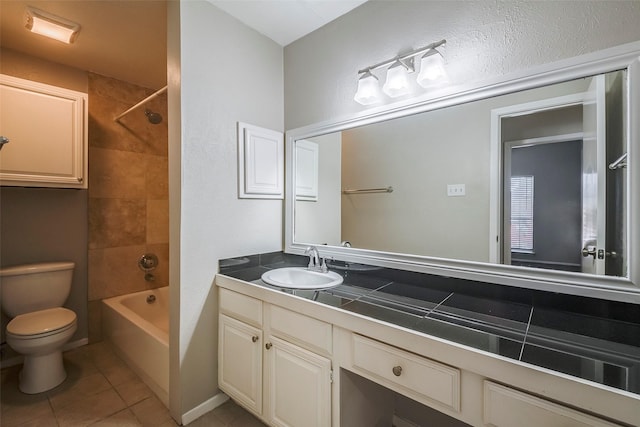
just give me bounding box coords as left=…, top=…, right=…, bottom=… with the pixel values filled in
left=265, top=342, right=272, bottom=350
left=252, top=335, right=259, bottom=343
left=392, top=366, right=402, bottom=377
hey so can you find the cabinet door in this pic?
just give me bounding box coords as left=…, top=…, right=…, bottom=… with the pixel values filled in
left=219, top=314, right=263, bottom=415
left=265, top=336, right=331, bottom=427
left=0, top=74, right=87, bottom=188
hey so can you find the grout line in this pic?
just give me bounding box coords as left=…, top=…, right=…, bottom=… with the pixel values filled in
left=423, top=292, right=454, bottom=318
left=518, top=306, right=535, bottom=361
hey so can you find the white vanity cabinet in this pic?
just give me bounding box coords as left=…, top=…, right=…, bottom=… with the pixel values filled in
left=216, top=275, right=638, bottom=427
left=218, top=288, right=332, bottom=427
left=0, top=74, right=88, bottom=188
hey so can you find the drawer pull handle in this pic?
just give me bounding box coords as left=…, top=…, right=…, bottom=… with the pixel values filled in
left=265, top=342, right=272, bottom=350
left=392, top=366, right=402, bottom=376
left=252, top=335, right=259, bottom=343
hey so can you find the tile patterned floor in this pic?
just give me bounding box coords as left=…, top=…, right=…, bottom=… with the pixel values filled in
left=1, top=341, right=265, bottom=426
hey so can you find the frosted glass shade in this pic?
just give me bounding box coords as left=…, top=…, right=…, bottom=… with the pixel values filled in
left=382, top=61, right=410, bottom=98
left=354, top=72, right=381, bottom=105
left=417, top=50, right=447, bottom=87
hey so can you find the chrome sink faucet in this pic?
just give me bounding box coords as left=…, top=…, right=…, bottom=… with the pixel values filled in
left=304, top=246, right=328, bottom=272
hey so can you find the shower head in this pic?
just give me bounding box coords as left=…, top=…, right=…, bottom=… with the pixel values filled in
left=145, top=109, right=163, bottom=124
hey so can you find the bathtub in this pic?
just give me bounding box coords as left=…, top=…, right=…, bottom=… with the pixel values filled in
left=102, top=287, right=169, bottom=406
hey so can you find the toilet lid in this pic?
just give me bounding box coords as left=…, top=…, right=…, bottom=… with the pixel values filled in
left=7, top=307, right=76, bottom=336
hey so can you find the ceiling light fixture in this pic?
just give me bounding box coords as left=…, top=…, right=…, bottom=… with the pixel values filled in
left=354, top=39, right=447, bottom=105
left=25, top=7, right=80, bottom=44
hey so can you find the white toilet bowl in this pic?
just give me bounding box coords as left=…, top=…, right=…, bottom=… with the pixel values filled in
left=6, top=307, right=77, bottom=394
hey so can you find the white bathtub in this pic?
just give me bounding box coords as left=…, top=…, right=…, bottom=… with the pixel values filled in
left=102, top=287, right=169, bottom=406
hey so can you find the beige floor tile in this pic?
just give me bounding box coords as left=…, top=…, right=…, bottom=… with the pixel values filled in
left=228, top=412, right=267, bottom=427
left=54, top=388, right=127, bottom=427
left=156, top=417, right=179, bottom=427
left=1, top=367, right=54, bottom=427
left=0, top=398, right=55, bottom=427
left=8, top=412, right=59, bottom=427
left=91, top=408, right=142, bottom=426
left=113, top=376, right=154, bottom=406
left=100, top=361, right=139, bottom=387
left=186, top=411, right=227, bottom=427
left=63, top=347, right=101, bottom=380
left=211, top=400, right=253, bottom=425
left=130, top=395, right=173, bottom=427
left=48, top=372, right=113, bottom=411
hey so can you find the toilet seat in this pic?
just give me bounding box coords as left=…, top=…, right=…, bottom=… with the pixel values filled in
left=7, top=307, right=76, bottom=338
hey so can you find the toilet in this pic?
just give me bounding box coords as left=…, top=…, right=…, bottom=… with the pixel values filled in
left=0, top=262, right=77, bottom=394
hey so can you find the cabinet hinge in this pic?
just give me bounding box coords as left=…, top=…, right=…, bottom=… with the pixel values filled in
left=330, top=370, right=333, bottom=383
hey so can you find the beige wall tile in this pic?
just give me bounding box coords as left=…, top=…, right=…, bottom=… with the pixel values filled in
left=87, top=73, right=168, bottom=306
left=89, top=198, right=146, bottom=249
left=89, top=148, right=147, bottom=199
left=147, top=199, right=169, bottom=244
left=88, top=246, right=147, bottom=301
left=145, top=155, right=169, bottom=199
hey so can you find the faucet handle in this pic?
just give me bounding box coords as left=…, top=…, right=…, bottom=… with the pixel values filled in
left=320, top=257, right=332, bottom=273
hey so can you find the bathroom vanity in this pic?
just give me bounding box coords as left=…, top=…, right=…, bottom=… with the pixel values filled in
left=216, top=253, right=639, bottom=427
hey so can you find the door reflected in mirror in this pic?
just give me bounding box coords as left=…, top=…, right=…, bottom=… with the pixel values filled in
left=293, top=70, right=627, bottom=278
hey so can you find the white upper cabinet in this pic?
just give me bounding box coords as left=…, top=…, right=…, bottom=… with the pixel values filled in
left=0, top=74, right=88, bottom=189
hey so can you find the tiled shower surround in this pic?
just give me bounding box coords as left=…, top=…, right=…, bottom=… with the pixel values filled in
left=87, top=73, right=169, bottom=342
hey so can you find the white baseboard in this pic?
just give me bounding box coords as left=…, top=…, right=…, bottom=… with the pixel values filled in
left=181, top=392, right=230, bottom=425
left=1, top=337, right=88, bottom=369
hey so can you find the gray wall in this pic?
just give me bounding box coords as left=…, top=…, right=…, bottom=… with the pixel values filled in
left=170, top=1, right=284, bottom=419
left=0, top=188, right=88, bottom=348
left=284, top=1, right=640, bottom=130
left=0, top=49, right=89, bottom=358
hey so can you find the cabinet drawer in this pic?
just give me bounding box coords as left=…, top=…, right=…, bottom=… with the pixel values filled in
left=352, top=334, right=460, bottom=412
left=219, top=288, right=262, bottom=327
left=483, top=381, right=622, bottom=427
left=268, top=305, right=332, bottom=356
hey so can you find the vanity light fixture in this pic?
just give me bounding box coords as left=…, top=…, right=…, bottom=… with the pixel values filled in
left=354, top=71, right=382, bottom=105
left=382, top=59, right=412, bottom=98
left=354, top=39, right=446, bottom=105
left=25, top=7, right=80, bottom=44
left=416, top=48, right=447, bottom=87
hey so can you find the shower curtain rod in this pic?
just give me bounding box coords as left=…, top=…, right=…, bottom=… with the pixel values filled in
left=114, top=85, right=168, bottom=122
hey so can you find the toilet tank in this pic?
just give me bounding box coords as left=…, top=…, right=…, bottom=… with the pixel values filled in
left=0, top=262, right=75, bottom=318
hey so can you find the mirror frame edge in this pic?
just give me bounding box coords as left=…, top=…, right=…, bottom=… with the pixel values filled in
left=285, top=41, right=640, bottom=304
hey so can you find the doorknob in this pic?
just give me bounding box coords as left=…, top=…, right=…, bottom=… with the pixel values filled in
left=0, top=136, right=9, bottom=150
left=581, top=246, right=597, bottom=259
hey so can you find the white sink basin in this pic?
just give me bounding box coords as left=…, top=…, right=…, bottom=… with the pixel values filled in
left=261, top=267, right=343, bottom=290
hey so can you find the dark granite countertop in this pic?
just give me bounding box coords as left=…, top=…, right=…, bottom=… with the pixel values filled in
left=219, top=252, right=640, bottom=395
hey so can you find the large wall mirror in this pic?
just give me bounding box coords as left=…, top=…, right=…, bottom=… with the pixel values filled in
left=285, top=42, right=640, bottom=303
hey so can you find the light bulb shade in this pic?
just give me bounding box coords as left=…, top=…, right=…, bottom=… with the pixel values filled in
left=417, top=50, right=447, bottom=88
left=354, top=71, right=381, bottom=105
left=25, top=7, right=80, bottom=44
left=382, top=60, right=410, bottom=98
